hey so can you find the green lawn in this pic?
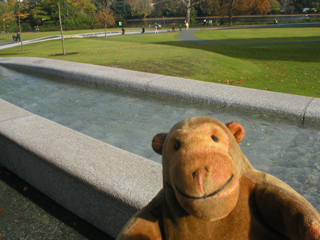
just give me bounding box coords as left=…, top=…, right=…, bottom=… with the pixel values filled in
left=0, top=27, right=319, bottom=97
left=194, top=27, right=320, bottom=43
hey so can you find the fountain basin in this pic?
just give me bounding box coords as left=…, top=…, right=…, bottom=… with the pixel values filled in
left=0, top=57, right=319, bottom=124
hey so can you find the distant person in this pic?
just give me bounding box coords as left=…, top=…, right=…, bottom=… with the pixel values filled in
left=171, top=23, right=175, bottom=32
left=179, top=24, right=182, bottom=31
left=12, top=34, right=16, bottom=42
left=122, top=27, right=125, bottom=35
left=16, top=32, right=21, bottom=42
left=186, top=22, right=189, bottom=30
left=155, top=25, right=158, bottom=33
left=141, top=26, right=145, bottom=33
left=203, top=19, right=207, bottom=26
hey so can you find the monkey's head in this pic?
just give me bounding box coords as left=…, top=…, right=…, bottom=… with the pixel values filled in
left=152, top=117, right=251, bottom=221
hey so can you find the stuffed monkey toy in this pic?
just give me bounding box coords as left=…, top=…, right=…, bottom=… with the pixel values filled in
left=117, top=116, right=320, bottom=240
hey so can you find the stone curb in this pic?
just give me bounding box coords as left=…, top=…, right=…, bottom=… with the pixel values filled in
left=0, top=57, right=319, bottom=124
left=0, top=99, right=162, bottom=238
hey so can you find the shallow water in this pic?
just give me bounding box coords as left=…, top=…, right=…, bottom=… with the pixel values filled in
left=0, top=66, right=319, bottom=210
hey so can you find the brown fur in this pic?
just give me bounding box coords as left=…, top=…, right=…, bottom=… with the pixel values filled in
left=117, top=117, right=320, bottom=240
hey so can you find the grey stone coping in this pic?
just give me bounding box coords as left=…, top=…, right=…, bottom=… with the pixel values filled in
left=0, top=57, right=319, bottom=124
left=0, top=99, right=162, bottom=238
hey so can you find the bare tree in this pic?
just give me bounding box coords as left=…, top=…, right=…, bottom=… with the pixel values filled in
left=227, top=0, right=236, bottom=26
left=57, top=0, right=66, bottom=55
left=16, top=0, right=28, bottom=51
left=179, top=0, right=202, bottom=24
left=279, top=0, right=292, bottom=12
left=48, top=0, right=67, bottom=55
left=94, top=8, right=116, bottom=37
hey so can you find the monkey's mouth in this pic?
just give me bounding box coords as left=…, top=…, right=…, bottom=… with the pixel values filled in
left=175, top=175, right=234, bottom=200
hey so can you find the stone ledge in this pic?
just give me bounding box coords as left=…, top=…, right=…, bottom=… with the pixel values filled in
left=0, top=57, right=318, bottom=124
left=0, top=99, right=162, bottom=238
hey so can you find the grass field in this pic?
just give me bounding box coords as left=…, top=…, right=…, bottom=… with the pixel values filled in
left=194, top=27, right=320, bottom=42
left=0, top=26, right=319, bottom=97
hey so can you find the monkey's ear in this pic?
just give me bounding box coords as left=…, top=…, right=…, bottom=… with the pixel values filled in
left=152, top=133, right=168, bottom=155
left=225, top=122, right=245, bottom=143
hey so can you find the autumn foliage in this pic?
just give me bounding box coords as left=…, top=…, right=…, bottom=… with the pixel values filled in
left=94, top=8, right=116, bottom=30
left=0, top=0, right=317, bottom=32
left=220, top=0, right=271, bottom=16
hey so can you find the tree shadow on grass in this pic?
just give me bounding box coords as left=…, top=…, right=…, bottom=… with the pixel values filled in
left=156, top=39, right=320, bottom=63
left=0, top=52, right=29, bottom=57
left=50, top=52, right=79, bottom=57
left=191, top=35, right=320, bottom=43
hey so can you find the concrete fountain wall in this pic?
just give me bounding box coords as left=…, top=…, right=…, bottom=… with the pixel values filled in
left=0, top=57, right=319, bottom=238
left=0, top=99, right=162, bottom=237
left=0, top=57, right=319, bottom=123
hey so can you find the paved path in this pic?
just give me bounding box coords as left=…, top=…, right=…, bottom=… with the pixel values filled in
left=178, top=22, right=320, bottom=45
left=0, top=29, right=166, bottom=50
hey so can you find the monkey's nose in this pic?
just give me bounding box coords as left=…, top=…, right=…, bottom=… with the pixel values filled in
left=192, top=167, right=209, bottom=178
left=192, top=168, right=209, bottom=193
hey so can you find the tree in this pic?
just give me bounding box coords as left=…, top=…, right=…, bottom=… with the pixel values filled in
left=0, top=1, right=15, bottom=36
left=111, top=0, right=132, bottom=19
left=57, top=0, right=66, bottom=55
left=127, top=0, right=152, bottom=18
left=43, top=0, right=68, bottom=54
left=14, top=0, right=29, bottom=50
left=251, top=0, right=271, bottom=14
left=150, top=0, right=167, bottom=17
left=44, top=0, right=95, bottom=54
left=270, top=0, right=281, bottom=13
left=29, top=1, right=52, bottom=27
left=72, top=0, right=97, bottom=15
left=220, top=0, right=240, bottom=26
left=150, top=0, right=189, bottom=18
left=94, top=7, right=115, bottom=36
left=195, top=0, right=221, bottom=16
left=279, top=0, right=293, bottom=12
left=179, top=0, right=202, bottom=25
left=220, top=0, right=270, bottom=26
left=93, top=0, right=111, bottom=10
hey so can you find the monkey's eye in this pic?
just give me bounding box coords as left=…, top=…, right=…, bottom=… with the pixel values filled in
left=174, top=141, right=181, bottom=151
left=211, top=135, right=219, bottom=142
